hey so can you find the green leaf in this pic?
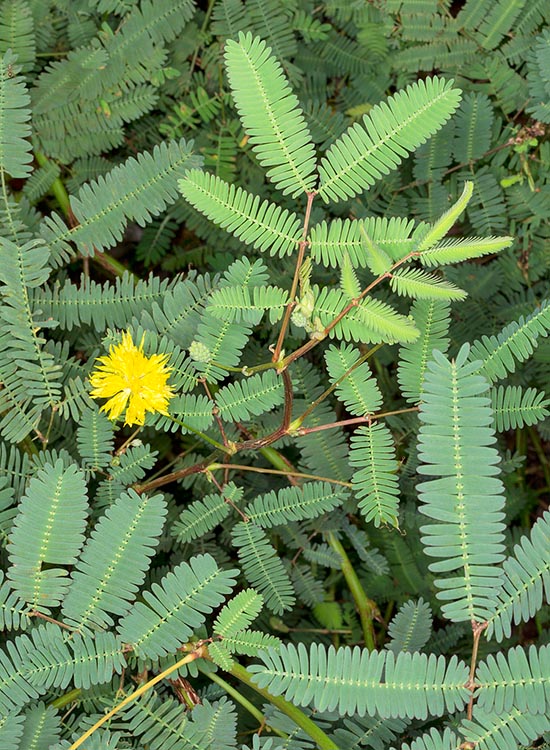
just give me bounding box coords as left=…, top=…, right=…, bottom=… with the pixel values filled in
left=318, top=77, right=461, bottom=203
left=359, top=226, right=393, bottom=276
left=475, top=644, right=550, bottom=715
left=417, top=345, right=506, bottom=622
left=486, top=510, right=550, bottom=642
left=214, top=589, right=264, bottom=637
left=173, top=483, right=241, bottom=544
left=0, top=49, right=32, bottom=177
left=231, top=521, right=295, bottom=615
left=41, top=139, right=201, bottom=258
left=491, top=385, right=550, bottom=431
left=61, top=490, right=166, bottom=631
left=469, top=299, right=550, bottom=383
left=390, top=268, right=466, bottom=301
left=325, top=343, right=383, bottom=417
left=215, top=371, right=284, bottom=422
left=225, top=32, right=317, bottom=196
left=117, top=554, right=237, bottom=659
left=415, top=182, right=474, bottom=252
left=244, top=481, right=347, bottom=528
left=397, top=299, right=451, bottom=404
left=76, top=406, right=115, bottom=470
left=249, top=644, right=469, bottom=718
left=179, top=170, right=302, bottom=257
left=350, top=423, right=400, bottom=528
left=8, top=460, right=88, bottom=612
left=418, top=235, right=512, bottom=267
left=386, top=598, right=432, bottom=654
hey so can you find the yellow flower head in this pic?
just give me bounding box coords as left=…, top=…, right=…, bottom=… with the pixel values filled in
left=89, top=331, right=174, bottom=426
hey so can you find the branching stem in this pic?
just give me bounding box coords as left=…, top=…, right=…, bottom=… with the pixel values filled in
left=292, top=344, right=383, bottom=428
left=281, top=251, right=418, bottom=370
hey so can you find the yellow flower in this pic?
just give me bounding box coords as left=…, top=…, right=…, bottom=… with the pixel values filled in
left=89, top=331, right=174, bottom=426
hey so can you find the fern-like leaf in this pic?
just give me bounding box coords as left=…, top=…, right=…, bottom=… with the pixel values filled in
left=461, top=706, right=550, bottom=750
left=215, top=371, right=284, bottom=422
left=475, top=644, right=550, bottom=715
left=244, top=481, right=347, bottom=528
left=308, top=216, right=417, bottom=269
left=318, top=77, right=461, bottom=203
left=117, top=554, right=237, bottom=658
left=350, top=423, right=400, bottom=528
left=231, top=521, right=295, bottom=614
left=453, top=93, right=494, bottom=162
left=469, top=299, right=550, bottom=383
left=61, top=490, right=166, bottom=630
left=398, top=727, right=460, bottom=750
left=397, top=299, right=451, bottom=404
left=225, top=32, right=317, bottom=196
left=0, top=570, right=30, bottom=631
left=417, top=345, right=506, bottom=622
left=386, top=598, right=432, bottom=655
left=491, top=385, right=550, bottom=431
left=418, top=236, right=512, bottom=267
left=314, top=287, right=419, bottom=344
left=17, top=703, right=61, bottom=750
left=332, top=715, right=409, bottom=750
left=40, top=139, right=201, bottom=258
left=7, top=460, right=89, bottom=612
left=249, top=644, right=469, bottom=718
left=214, top=589, right=264, bottom=638
left=122, top=693, right=237, bottom=750
left=24, top=624, right=126, bottom=691
left=179, top=170, right=302, bottom=257
left=0, top=49, right=32, bottom=177
left=325, top=343, right=383, bottom=417
left=390, top=268, right=466, bottom=301
left=207, top=284, right=288, bottom=325
left=416, top=181, right=474, bottom=253
left=76, top=406, right=115, bottom=470
left=173, top=483, right=241, bottom=544
left=36, top=273, right=175, bottom=331
left=486, top=510, right=550, bottom=642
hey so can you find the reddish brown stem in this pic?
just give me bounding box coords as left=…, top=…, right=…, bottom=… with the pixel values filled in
left=272, top=191, right=316, bottom=363
left=466, top=620, right=488, bottom=720
left=136, top=458, right=212, bottom=494
left=281, top=251, right=418, bottom=370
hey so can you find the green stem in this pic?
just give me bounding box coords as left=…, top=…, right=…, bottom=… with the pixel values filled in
left=229, top=662, right=338, bottom=750
left=34, top=150, right=71, bottom=216
left=259, top=446, right=296, bottom=473
left=168, top=416, right=227, bottom=451
left=515, top=427, right=527, bottom=485
left=198, top=665, right=286, bottom=737
left=187, top=0, right=216, bottom=85
left=327, top=533, right=376, bottom=651
left=209, top=359, right=277, bottom=375
left=50, top=688, right=81, bottom=709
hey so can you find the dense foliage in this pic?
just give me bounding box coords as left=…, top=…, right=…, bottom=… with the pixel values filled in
left=0, top=1, right=549, bottom=749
